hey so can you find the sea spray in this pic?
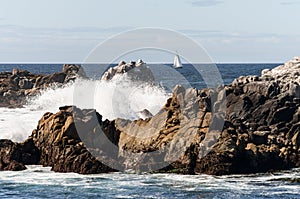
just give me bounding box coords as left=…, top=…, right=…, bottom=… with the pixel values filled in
left=92, top=75, right=170, bottom=120
left=0, top=76, right=169, bottom=142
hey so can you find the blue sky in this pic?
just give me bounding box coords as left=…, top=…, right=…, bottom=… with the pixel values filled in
left=0, top=0, right=299, bottom=63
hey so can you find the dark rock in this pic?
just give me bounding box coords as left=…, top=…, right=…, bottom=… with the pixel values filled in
left=30, top=107, right=115, bottom=174
left=62, top=64, right=87, bottom=82
left=1, top=57, right=300, bottom=176
left=46, top=73, right=66, bottom=84
left=0, top=137, right=39, bottom=171
left=19, top=78, right=33, bottom=89
left=12, top=69, right=31, bottom=77
left=286, top=122, right=300, bottom=139
left=251, top=131, right=270, bottom=145
left=0, top=64, right=87, bottom=108
left=0, top=139, right=26, bottom=171
left=270, top=107, right=296, bottom=125
left=19, top=138, right=40, bottom=165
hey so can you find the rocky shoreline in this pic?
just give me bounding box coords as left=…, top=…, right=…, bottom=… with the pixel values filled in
left=0, top=64, right=87, bottom=108
left=0, top=58, right=299, bottom=175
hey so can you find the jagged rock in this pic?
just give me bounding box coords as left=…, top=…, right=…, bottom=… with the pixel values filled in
left=0, top=106, right=116, bottom=174
left=1, top=57, right=300, bottom=175
left=30, top=106, right=115, bottom=174
left=0, top=139, right=26, bottom=171
left=19, top=78, right=33, bottom=89
left=62, top=64, right=87, bottom=82
left=114, top=85, right=218, bottom=173
left=0, top=64, right=87, bottom=108
left=0, top=138, right=39, bottom=171
left=101, top=59, right=155, bottom=82
left=199, top=57, right=300, bottom=174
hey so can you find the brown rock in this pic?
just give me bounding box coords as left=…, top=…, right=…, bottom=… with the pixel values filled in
left=0, top=64, right=87, bottom=108
left=31, top=106, right=115, bottom=174
left=292, top=132, right=300, bottom=147
left=1, top=57, right=300, bottom=176
left=0, top=139, right=26, bottom=171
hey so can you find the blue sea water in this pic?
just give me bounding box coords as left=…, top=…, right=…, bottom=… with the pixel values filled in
left=0, top=63, right=281, bottom=88
left=0, top=63, right=299, bottom=198
left=0, top=166, right=299, bottom=199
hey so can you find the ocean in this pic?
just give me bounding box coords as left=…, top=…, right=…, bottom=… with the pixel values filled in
left=0, top=63, right=281, bottom=86
left=0, top=63, right=299, bottom=198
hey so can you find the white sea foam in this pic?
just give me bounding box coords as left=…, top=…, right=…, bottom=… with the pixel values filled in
left=0, top=165, right=299, bottom=198
left=0, top=76, right=169, bottom=142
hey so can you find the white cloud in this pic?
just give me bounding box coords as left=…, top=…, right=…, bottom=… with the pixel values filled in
left=0, top=37, right=20, bottom=43
left=280, top=1, right=300, bottom=5
left=0, top=25, right=298, bottom=63
left=0, top=25, right=120, bottom=62
left=190, top=0, right=223, bottom=7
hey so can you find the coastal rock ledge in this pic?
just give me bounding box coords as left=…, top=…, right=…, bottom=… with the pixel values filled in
left=0, top=64, right=87, bottom=108
left=1, top=57, right=300, bottom=175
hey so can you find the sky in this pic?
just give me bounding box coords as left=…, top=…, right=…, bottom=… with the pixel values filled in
left=0, top=0, right=299, bottom=63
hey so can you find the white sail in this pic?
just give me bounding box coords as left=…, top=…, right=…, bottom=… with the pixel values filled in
left=173, top=53, right=183, bottom=68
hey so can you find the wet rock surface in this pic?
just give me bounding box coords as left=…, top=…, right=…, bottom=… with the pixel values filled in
left=0, top=138, right=39, bottom=171
left=0, top=57, right=300, bottom=175
left=0, top=106, right=115, bottom=174
left=31, top=106, right=115, bottom=174
left=0, top=64, right=87, bottom=108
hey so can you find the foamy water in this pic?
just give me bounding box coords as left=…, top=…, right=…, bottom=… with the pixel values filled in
left=0, top=165, right=299, bottom=198
left=0, top=76, right=169, bottom=142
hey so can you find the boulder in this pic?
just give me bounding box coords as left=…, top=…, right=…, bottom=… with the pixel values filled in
left=0, top=139, right=26, bottom=171
left=30, top=106, right=115, bottom=174
left=62, top=64, right=87, bottom=82
left=0, top=138, right=39, bottom=171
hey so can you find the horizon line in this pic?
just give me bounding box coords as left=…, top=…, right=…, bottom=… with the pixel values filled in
left=0, top=62, right=283, bottom=64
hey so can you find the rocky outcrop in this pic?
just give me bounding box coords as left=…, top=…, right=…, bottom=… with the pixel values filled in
left=101, top=59, right=155, bottom=82
left=102, top=57, right=300, bottom=174
left=0, top=138, right=39, bottom=171
left=194, top=57, right=300, bottom=175
left=113, top=85, right=221, bottom=173
left=30, top=106, right=115, bottom=174
left=0, top=64, right=87, bottom=108
left=0, top=106, right=116, bottom=174
left=1, top=57, right=300, bottom=175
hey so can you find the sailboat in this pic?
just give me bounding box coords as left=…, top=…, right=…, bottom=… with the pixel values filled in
left=173, top=52, right=183, bottom=68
